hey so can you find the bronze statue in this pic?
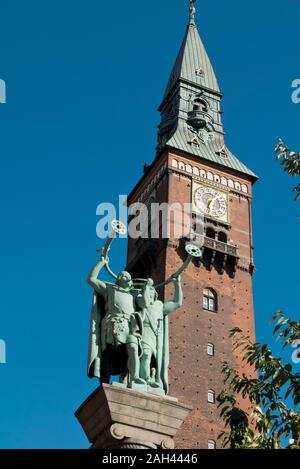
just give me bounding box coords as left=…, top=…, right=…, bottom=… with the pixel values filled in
left=87, top=220, right=202, bottom=395
left=136, top=277, right=182, bottom=394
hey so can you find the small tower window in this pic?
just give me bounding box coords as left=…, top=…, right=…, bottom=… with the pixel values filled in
left=196, top=68, right=205, bottom=77
left=193, top=98, right=208, bottom=113
left=207, top=343, right=214, bottom=356
left=208, top=389, right=215, bottom=404
left=241, top=184, right=248, bottom=194
left=188, top=137, right=200, bottom=148
left=208, top=440, right=216, bottom=450
left=216, top=145, right=228, bottom=159
left=203, top=289, right=217, bottom=312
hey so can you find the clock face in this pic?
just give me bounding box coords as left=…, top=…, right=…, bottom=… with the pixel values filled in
left=194, top=186, right=227, bottom=218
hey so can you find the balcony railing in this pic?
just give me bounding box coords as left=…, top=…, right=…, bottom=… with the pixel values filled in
left=204, top=237, right=238, bottom=257
left=189, top=233, right=239, bottom=258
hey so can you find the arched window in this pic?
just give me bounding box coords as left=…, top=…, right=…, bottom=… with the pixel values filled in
left=208, top=440, right=216, bottom=450
left=218, top=232, right=227, bottom=243
left=241, top=184, right=248, bottom=194
left=208, top=389, right=215, bottom=404
left=203, top=289, right=217, bottom=312
left=206, top=227, right=215, bottom=239
left=193, top=98, right=208, bottom=113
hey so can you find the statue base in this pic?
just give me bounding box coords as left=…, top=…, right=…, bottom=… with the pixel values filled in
left=112, top=380, right=175, bottom=399
left=75, top=383, right=192, bottom=449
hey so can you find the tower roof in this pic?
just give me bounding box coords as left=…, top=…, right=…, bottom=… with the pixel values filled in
left=166, top=132, right=258, bottom=179
left=162, top=2, right=220, bottom=102
left=157, top=1, right=257, bottom=181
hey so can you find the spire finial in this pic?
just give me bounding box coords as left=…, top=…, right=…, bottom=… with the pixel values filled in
left=189, top=0, right=197, bottom=25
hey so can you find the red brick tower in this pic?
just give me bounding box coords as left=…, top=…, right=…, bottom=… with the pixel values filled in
left=126, top=4, right=257, bottom=449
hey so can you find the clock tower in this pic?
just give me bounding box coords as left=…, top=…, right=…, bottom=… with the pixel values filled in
left=126, top=2, right=258, bottom=449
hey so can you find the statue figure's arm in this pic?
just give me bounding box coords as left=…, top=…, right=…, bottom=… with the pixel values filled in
left=87, top=257, right=108, bottom=295
left=163, top=276, right=183, bottom=316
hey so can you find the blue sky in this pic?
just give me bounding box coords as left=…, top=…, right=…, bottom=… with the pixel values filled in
left=0, top=0, right=299, bottom=448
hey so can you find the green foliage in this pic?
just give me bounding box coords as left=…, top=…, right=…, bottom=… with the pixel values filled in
left=218, top=141, right=300, bottom=448
left=217, top=312, right=300, bottom=449
left=275, top=139, right=300, bottom=201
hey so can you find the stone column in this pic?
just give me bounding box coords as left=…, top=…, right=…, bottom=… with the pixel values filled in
left=75, top=384, right=192, bottom=449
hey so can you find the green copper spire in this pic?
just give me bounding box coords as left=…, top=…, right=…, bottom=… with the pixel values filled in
left=162, top=2, right=220, bottom=103
left=156, top=2, right=257, bottom=180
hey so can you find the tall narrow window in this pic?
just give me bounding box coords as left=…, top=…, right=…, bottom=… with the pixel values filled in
left=207, top=389, right=215, bottom=404
left=207, top=343, right=214, bottom=357
left=208, top=440, right=216, bottom=450
left=203, top=289, right=217, bottom=312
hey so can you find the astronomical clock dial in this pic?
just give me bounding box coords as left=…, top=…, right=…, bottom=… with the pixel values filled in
left=194, top=186, right=227, bottom=219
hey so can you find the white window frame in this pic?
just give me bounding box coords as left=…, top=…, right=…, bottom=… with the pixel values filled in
left=207, top=343, right=214, bottom=356
left=208, top=389, right=215, bottom=404
left=208, top=298, right=215, bottom=312
left=208, top=440, right=216, bottom=450
left=203, top=289, right=217, bottom=312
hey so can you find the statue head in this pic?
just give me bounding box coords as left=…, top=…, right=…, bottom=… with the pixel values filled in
left=148, top=286, right=158, bottom=304
left=145, top=279, right=158, bottom=304
left=116, top=271, right=133, bottom=289
left=136, top=278, right=158, bottom=309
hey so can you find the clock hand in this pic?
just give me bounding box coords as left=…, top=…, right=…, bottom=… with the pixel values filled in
left=207, top=199, right=213, bottom=213
left=208, top=196, right=220, bottom=215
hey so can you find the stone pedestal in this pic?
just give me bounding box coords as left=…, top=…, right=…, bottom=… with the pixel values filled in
left=75, top=384, right=192, bottom=449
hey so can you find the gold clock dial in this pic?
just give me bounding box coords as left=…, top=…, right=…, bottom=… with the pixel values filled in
left=194, top=186, right=227, bottom=218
